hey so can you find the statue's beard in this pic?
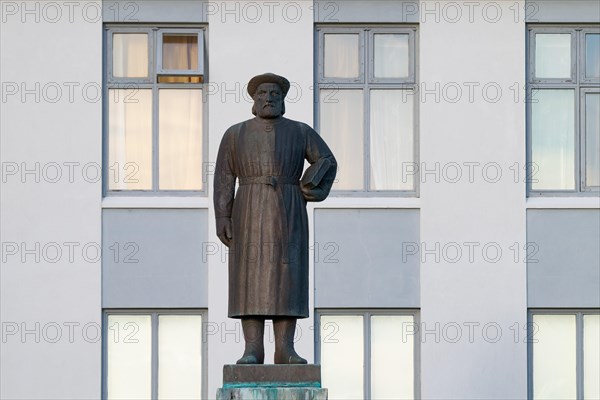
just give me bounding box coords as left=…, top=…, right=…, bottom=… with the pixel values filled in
left=257, top=105, right=281, bottom=118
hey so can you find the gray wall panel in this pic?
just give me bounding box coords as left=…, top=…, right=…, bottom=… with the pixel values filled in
left=314, top=1, right=420, bottom=23
left=314, top=209, right=419, bottom=308
left=103, top=0, right=207, bottom=23
left=526, top=0, right=600, bottom=23
left=528, top=209, right=600, bottom=308
left=103, top=209, right=208, bottom=308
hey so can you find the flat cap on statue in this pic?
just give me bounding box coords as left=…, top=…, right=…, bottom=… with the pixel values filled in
left=247, top=73, right=290, bottom=97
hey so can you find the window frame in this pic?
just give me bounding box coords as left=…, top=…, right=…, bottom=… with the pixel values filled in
left=315, top=25, right=419, bottom=197
left=527, top=309, right=600, bottom=400
left=527, top=25, right=600, bottom=196
left=102, top=308, right=208, bottom=400
left=315, top=309, right=420, bottom=399
left=156, top=29, right=204, bottom=77
left=580, top=29, right=600, bottom=85
left=103, top=24, right=208, bottom=197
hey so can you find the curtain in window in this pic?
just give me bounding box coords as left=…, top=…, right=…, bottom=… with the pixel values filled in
left=374, top=34, right=409, bottom=79
left=319, top=89, right=364, bottom=190
left=108, top=89, right=153, bottom=190
left=533, top=315, right=577, bottom=399
left=163, top=35, right=198, bottom=70
left=159, top=89, right=203, bottom=190
left=324, top=34, right=359, bottom=79
left=531, top=90, right=575, bottom=190
left=370, top=90, right=414, bottom=190
left=585, top=93, right=600, bottom=188
left=113, top=34, right=148, bottom=78
left=107, top=315, right=152, bottom=399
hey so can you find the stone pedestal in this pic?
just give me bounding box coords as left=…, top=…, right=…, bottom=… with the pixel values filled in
left=217, top=365, right=328, bottom=400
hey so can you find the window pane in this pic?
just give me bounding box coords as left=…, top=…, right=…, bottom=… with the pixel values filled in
left=370, top=90, right=414, bottom=190
left=371, top=315, right=414, bottom=400
left=374, top=34, right=409, bottom=78
left=324, top=34, right=360, bottom=79
left=113, top=33, right=148, bottom=78
left=531, top=89, right=575, bottom=190
left=586, top=34, right=600, bottom=79
left=584, top=315, right=600, bottom=400
left=585, top=93, right=600, bottom=188
left=159, top=89, right=203, bottom=190
left=320, top=315, right=363, bottom=399
left=158, top=315, right=203, bottom=400
left=107, top=315, right=152, bottom=400
left=319, top=89, right=364, bottom=190
left=535, top=34, right=571, bottom=79
left=163, top=34, right=199, bottom=71
left=532, top=314, right=577, bottom=400
left=109, top=89, right=153, bottom=190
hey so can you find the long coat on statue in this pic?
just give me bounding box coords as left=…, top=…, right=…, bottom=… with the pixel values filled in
left=214, top=116, right=336, bottom=318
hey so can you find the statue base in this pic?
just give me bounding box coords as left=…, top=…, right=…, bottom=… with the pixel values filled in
left=216, top=365, right=328, bottom=400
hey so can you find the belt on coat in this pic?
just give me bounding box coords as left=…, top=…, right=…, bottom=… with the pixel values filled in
left=239, top=176, right=299, bottom=187
left=238, top=175, right=299, bottom=264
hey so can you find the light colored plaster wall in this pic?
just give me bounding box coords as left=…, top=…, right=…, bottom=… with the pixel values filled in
left=0, top=1, right=103, bottom=398
left=206, top=1, right=314, bottom=396
left=419, top=1, right=527, bottom=398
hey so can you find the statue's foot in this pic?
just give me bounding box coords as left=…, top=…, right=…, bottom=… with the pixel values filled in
left=236, top=352, right=264, bottom=364
left=274, top=349, right=307, bottom=364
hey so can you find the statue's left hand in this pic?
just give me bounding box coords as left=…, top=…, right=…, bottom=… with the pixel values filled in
left=216, top=217, right=233, bottom=247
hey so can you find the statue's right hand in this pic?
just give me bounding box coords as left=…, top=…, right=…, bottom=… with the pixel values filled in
left=216, top=217, right=233, bottom=247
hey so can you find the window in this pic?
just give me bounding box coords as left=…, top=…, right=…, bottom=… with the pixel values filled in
left=316, top=310, right=418, bottom=399
left=529, top=310, right=600, bottom=399
left=105, top=26, right=206, bottom=194
left=316, top=26, right=417, bottom=194
left=103, top=310, right=206, bottom=400
left=528, top=26, right=600, bottom=195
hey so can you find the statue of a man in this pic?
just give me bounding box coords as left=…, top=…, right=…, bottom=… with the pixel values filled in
left=214, top=73, right=337, bottom=364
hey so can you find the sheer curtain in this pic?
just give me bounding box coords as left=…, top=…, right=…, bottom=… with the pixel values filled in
left=585, top=93, right=600, bottom=187
left=163, top=35, right=198, bottom=70
left=113, top=34, right=148, bottom=78
left=158, top=315, right=203, bottom=399
left=371, top=315, right=414, bottom=399
left=320, top=89, right=364, bottom=190
left=159, top=89, right=203, bottom=190
left=533, top=315, right=577, bottom=399
left=531, top=89, right=575, bottom=190
left=370, top=90, right=414, bottom=190
left=108, top=89, right=153, bottom=190
left=320, top=315, right=364, bottom=399
left=107, top=315, right=152, bottom=399
left=324, top=34, right=359, bottom=78
left=584, top=315, right=600, bottom=399
left=374, top=34, right=409, bottom=78
left=535, top=34, right=571, bottom=79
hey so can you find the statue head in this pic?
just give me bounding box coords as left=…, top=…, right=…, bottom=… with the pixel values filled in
left=248, top=73, right=290, bottom=118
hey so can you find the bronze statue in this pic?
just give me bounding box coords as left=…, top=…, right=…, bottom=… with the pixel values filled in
left=214, top=73, right=337, bottom=364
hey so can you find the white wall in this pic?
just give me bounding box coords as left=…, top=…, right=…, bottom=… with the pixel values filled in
left=419, top=1, right=527, bottom=398
left=206, top=0, right=314, bottom=396
left=0, top=1, right=102, bottom=398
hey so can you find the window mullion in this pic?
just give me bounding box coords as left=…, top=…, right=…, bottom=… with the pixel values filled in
left=576, top=312, right=584, bottom=400
left=364, top=312, right=371, bottom=400
left=152, top=312, right=159, bottom=400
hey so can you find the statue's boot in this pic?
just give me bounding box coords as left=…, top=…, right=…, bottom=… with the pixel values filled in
left=237, top=318, right=265, bottom=364
left=273, top=318, right=307, bottom=364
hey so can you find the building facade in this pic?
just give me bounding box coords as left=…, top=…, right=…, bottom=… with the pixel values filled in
left=1, top=1, right=599, bottom=399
